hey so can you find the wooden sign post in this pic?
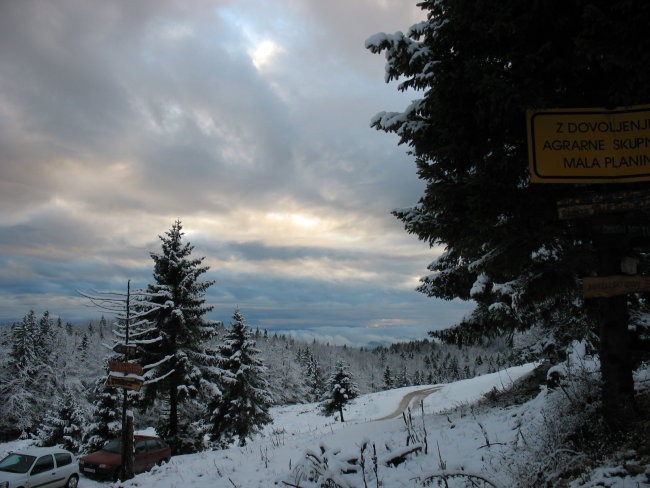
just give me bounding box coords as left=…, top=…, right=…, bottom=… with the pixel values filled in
left=526, top=104, right=648, bottom=429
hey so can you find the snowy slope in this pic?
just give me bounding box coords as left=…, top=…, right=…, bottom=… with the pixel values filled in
left=3, top=361, right=647, bottom=487
left=80, top=364, right=536, bottom=487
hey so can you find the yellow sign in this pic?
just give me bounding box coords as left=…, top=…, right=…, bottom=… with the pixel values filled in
left=527, top=105, right=650, bottom=183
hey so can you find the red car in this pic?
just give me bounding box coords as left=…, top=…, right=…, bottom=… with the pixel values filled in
left=79, top=435, right=171, bottom=481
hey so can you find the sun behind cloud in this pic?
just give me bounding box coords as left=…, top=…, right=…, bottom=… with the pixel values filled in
left=249, top=40, right=280, bottom=70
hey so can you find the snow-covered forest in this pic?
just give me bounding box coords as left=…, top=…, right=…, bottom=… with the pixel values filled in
left=0, top=308, right=516, bottom=447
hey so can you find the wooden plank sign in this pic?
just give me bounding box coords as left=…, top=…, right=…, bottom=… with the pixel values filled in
left=113, top=343, right=139, bottom=356
left=556, top=189, right=650, bottom=220
left=108, top=360, right=144, bottom=376
left=583, top=275, right=650, bottom=298
left=106, top=375, right=144, bottom=392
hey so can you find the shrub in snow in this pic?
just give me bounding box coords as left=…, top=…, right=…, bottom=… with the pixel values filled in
left=283, top=443, right=371, bottom=488
left=501, top=340, right=606, bottom=486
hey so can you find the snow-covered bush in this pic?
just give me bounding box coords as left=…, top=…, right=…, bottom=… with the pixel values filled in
left=502, top=340, right=605, bottom=486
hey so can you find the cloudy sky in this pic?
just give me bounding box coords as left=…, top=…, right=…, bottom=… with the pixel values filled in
left=0, top=0, right=471, bottom=345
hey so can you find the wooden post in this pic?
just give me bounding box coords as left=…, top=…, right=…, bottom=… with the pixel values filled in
left=124, top=411, right=134, bottom=480
left=120, top=280, right=135, bottom=481
left=588, top=239, right=637, bottom=430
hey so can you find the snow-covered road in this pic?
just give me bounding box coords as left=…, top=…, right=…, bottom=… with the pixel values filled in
left=375, top=386, right=442, bottom=420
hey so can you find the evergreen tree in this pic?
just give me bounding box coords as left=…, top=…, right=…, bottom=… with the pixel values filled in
left=83, top=376, right=122, bottom=453
left=321, top=359, right=359, bottom=422
left=366, top=0, right=650, bottom=425
left=139, top=220, right=217, bottom=453
left=99, top=315, right=107, bottom=339
left=396, top=367, right=410, bottom=387
left=37, top=310, right=54, bottom=358
left=0, top=311, right=54, bottom=437
left=305, top=354, right=327, bottom=402
left=77, top=333, right=89, bottom=362
left=36, top=391, right=86, bottom=453
left=383, top=365, right=393, bottom=389
left=208, top=309, right=272, bottom=447
left=62, top=398, right=86, bottom=454
left=10, top=310, right=38, bottom=369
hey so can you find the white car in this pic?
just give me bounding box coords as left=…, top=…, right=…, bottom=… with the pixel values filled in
left=0, top=446, right=79, bottom=488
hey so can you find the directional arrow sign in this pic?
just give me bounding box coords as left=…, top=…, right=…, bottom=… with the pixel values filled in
left=106, top=375, right=144, bottom=392
left=108, top=360, right=144, bottom=376
left=583, top=275, right=650, bottom=298
left=113, top=343, right=139, bottom=356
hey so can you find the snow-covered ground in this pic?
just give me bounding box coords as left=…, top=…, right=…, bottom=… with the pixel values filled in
left=2, top=362, right=648, bottom=487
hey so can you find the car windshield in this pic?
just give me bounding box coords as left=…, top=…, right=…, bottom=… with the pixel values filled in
left=102, top=439, right=122, bottom=453
left=0, top=453, right=36, bottom=473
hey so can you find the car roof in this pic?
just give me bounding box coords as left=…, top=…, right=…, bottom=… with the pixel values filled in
left=10, top=446, right=73, bottom=457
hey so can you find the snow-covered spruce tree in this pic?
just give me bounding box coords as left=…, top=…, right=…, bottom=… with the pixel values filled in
left=139, top=220, right=219, bottom=454
left=305, top=353, right=327, bottom=402
left=82, top=375, right=122, bottom=453
left=321, top=359, right=359, bottom=422
left=208, top=308, right=272, bottom=447
left=36, top=391, right=86, bottom=453
left=383, top=365, right=393, bottom=389
left=367, top=0, right=650, bottom=427
left=0, top=311, right=57, bottom=438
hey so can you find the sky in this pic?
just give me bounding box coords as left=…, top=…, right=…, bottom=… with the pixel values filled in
left=0, top=0, right=471, bottom=345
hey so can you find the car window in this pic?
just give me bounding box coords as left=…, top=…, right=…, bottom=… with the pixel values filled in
left=31, top=455, right=54, bottom=475
left=146, top=440, right=160, bottom=451
left=0, top=453, right=36, bottom=474
left=135, top=440, right=147, bottom=454
left=54, top=452, right=72, bottom=467
left=103, top=439, right=122, bottom=453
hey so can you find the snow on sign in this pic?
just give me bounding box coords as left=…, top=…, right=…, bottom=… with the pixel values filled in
left=527, top=104, right=650, bottom=183
left=109, top=360, right=144, bottom=376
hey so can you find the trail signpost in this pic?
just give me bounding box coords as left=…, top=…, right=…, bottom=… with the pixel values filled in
left=527, top=104, right=648, bottom=428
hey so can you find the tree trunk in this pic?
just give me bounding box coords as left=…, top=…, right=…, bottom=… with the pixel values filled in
left=169, top=368, right=178, bottom=446
left=167, top=332, right=180, bottom=454
left=339, top=406, right=344, bottom=423
left=591, top=236, right=637, bottom=430
left=595, top=293, right=637, bottom=429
